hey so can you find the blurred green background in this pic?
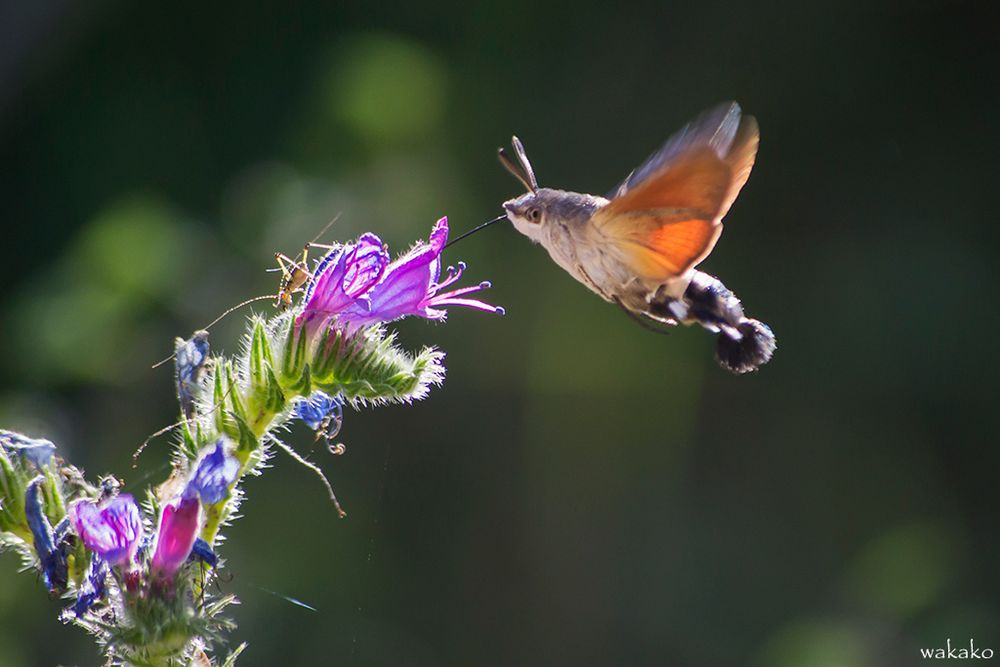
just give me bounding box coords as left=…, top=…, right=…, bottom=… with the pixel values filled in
left=1, top=1, right=997, bottom=665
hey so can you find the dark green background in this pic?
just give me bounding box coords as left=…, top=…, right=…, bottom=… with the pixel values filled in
left=1, top=1, right=997, bottom=665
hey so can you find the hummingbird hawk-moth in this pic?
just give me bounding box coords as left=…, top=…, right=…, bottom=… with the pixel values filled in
left=499, top=101, right=776, bottom=374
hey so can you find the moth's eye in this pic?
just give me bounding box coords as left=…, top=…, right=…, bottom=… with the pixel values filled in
left=527, top=208, right=542, bottom=223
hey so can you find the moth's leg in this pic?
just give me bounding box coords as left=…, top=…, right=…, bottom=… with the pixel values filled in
left=611, top=296, right=675, bottom=335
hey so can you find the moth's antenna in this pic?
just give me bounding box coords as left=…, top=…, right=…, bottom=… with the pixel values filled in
left=511, top=136, right=538, bottom=191
left=443, top=215, right=506, bottom=250
left=498, top=146, right=536, bottom=193
left=150, top=294, right=275, bottom=369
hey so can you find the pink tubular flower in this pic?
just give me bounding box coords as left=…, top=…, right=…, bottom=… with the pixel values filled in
left=304, top=217, right=502, bottom=330
left=150, top=441, right=239, bottom=578
left=69, top=495, right=142, bottom=567
left=349, top=217, right=503, bottom=325
left=298, top=234, right=389, bottom=332
left=150, top=495, right=200, bottom=578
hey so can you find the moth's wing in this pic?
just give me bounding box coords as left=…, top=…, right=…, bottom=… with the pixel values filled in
left=594, top=102, right=758, bottom=279
left=593, top=212, right=723, bottom=279
left=608, top=102, right=743, bottom=200
left=718, top=113, right=759, bottom=220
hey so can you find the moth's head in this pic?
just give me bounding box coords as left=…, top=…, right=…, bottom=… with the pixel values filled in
left=502, top=189, right=561, bottom=241
left=499, top=136, right=605, bottom=241
left=499, top=136, right=546, bottom=241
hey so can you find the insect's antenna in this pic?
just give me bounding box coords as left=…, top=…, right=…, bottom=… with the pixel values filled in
left=132, top=382, right=237, bottom=466
left=150, top=294, right=275, bottom=369
left=131, top=420, right=188, bottom=465
left=443, top=214, right=506, bottom=250
left=200, top=294, right=275, bottom=331
left=151, top=353, right=176, bottom=370
left=308, top=212, right=342, bottom=247
left=498, top=146, right=536, bottom=193
left=511, top=136, right=538, bottom=191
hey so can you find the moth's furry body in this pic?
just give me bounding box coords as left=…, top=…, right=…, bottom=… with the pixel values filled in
left=506, top=188, right=692, bottom=312
left=498, top=103, right=777, bottom=373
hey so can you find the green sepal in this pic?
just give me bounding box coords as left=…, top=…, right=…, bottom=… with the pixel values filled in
left=42, top=467, right=65, bottom=524
left=231, top=413, right=259, bottom=456
left=287, top=363, right=312, bottom=397
left=248, top=318, right=271, bottom=394
left=0, top=450, right=26, bottom=535
left=178, top=420, right=200, bottom=461
left=225, top=361, right=249, bottom=425
left=67, top=540, right=91, bottom=589
left=282, top=316, right=310, bottom=382
left=306, top=326, right=445, bottom=403
left=212, top=362, right=228, bottom=434
left=311, top=327, right=343, bottom=379
left=263, top=366, right=286, bottom=414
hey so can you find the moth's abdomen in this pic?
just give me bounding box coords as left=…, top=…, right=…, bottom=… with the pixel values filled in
left=648, top=270, right=776, bottom=373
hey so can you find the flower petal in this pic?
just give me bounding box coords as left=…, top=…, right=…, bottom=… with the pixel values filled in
left=428, top=216, right=449, bottom=253
left=151, top=496, right=201, bottom=578
left=185, top=440, right=240, bottom=505
left=69, top=495, right=143, bottom=567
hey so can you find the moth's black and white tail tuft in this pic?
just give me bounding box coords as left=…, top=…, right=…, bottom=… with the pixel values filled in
left=681, top=271, right=776, bottom=374
left=715, top=318, right=776, bottom=374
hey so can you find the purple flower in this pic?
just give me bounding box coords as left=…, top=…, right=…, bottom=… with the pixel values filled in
left=151, top=495, right=200, bottom=578
left=298, top=234, right=389, bottom=331
left=298, top=218, right=503, bottom=331
left=69, top=494, right=143, bottom=567
left=184, top=440, right=239, bottom=505
left=344, top=217, right=504, bottom=326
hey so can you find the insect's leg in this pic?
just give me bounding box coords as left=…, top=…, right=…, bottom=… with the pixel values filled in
left=304, top=242, right=340, bottom=253
left=273, top=252, right=301, bottom=277
left=611, top=296, right=675, bottom=335
left=273, top=252, right=312, bottom=307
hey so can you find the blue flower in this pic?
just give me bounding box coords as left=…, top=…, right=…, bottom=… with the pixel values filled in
left=25, top=477, right=69, bottom=593
left=71, top=558, right=110, bottom=618
left=175, top=331, right=210, bottom=419
left=184, top=440, right=240, bottom=505
left=0, top=430, right=56, bottom=468
left=188, top=537, right=218, bottom=568
left=293, top=390, right=344, bottom=435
